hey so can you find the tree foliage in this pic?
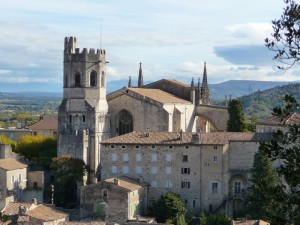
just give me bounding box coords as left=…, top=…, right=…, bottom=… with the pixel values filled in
left=200, top=214, right=231, bottom=225
left=0, top=212, right=10, bottom=225
left=265, top=0, right=300, bottom=69
left=150, top=192, right=187, bottom=225
left=259, top=94, right=300, bottom=224
left=227, top=99, right=246, bottom=132
left=51, top=155, right=91, bottom=208
left=15, top=135, right=57, bottom=167
left=0, top=135, right=16, bottom=151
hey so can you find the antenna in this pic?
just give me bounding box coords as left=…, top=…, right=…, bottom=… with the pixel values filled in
left=100, top=17, right=102, bottom=50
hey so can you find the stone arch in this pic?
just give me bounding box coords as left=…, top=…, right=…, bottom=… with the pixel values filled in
left=228, top=174, right=247, bottom=196
left=195, top=114, right=217, bottom=133
left=90, top=71, right=97, bottom=87
left=118, top=110, right=133, bottom=135
left=74, top=72, right=81, bottom=87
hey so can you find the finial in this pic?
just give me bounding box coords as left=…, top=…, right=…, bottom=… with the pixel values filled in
left=191, top=77, right=195, bottom=89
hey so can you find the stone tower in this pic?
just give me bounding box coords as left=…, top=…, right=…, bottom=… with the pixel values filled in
left=201, top=62, right=211, bottom=105
left=58, top=37, right=110, bottom=180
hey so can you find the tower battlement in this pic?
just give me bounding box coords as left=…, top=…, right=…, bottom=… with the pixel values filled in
left=64, top=36, right=105, bottom=62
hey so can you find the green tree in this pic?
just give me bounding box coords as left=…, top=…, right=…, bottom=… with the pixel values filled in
left=0, top=212, right=10, bottom=225
left=51, top=155, right=91, bottom=208
left=200, top=214, right=231, bottom=225
left=227, top=99, right=246, bottom=132
left=0, top=135, right=16, bottom=151
left=15, top=135, right=57, bottom=167
left=265, top=0, right=300, bottom=69
left=244, top=147, right=289, bottom=224
left=150, top=192, right=187, bottom=225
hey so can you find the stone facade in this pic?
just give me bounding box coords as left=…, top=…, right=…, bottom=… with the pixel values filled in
left=100, top=131, right=271, bottom=214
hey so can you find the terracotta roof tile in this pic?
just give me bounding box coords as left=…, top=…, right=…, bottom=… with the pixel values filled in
left=2, top=202, right=33, bottom=216
left=25, top=205, right=68, bottom=221
left=105, top=176, right=143, bottom=191
left=29, top=116, right=58, bottom=130
left=102, top=131, right=271, bottom=145
left=257, top=113, right=300, bottom=126
left=0, top=159, right=28, bottom=171
left=59, top=222, right=107, bottom=225
left=127, top=88, right=190, bottom=103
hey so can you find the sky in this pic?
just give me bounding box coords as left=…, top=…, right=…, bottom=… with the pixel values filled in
left=1, top=0, right=299, bottom=92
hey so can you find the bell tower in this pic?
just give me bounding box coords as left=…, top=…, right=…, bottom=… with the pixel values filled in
left=58, top=37, right=110, bottom=181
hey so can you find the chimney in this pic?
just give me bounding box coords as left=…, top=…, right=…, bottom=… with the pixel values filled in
left=114, top=178, right=120, bottom=186
left=191, top=133, right=200, bottom=144
left=180, top=129, right=183, bottom=141
left=32, top=198, right=37, bottom=206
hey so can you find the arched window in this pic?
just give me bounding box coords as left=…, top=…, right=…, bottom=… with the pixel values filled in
left=101, top=71, right=105, bottom=87
left=75, top=72, right=81, bottom=87
left=118, top=110, right=133, bottom=135
left=90, top=71, right=97, bottom=87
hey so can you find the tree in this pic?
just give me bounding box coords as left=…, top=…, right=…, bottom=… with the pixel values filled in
left=150, top=192, right=187, bottom=225
left=0, top=135, right=16, bottom=151
left=260, top=94, right=300, bottom=223
left=0, top=212, right=9, bottom=225
left=244, top=147, right=289, bottom=224
left=51, top=155, right=91, bottom=208
left=265, top=0, right=300, bottom=69
left=227, top=99, right=246, bottom=132
left=200, top=214, right=231, bottom=225
left=15, top=135, right=57, bottom=167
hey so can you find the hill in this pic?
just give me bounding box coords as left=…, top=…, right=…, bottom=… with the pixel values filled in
left=238, top=83, right=300, bottom=119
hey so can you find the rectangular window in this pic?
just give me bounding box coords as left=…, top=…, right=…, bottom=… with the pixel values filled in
left=234, top=182, right=241, bottom=193
left=165, top=154, right=172, bottom=162
left=183, top=155, right=188, bottom=162
left=181, top=168, right=190, bottom=174
left=212, top=183, right=218, bottom=193
left=123, top=166, right=129, bottom=174
left=102, top=189, right=108, bottom=198
left=136, top=153, right=142, bottom=162
left=112, top=166, right=117, bottom=174
left=111, top=153, right=118, bottom=162
left=123, top=153, right=129, bottom=162
left=213, top=156, right=218, bottom=162
left=181, top=181, right=190, bottom=188
left=151, top=154, right=157, bottom=162
left=151, top=167, right=158, bottom=174
left=151, top=180, right=157, bottom=188
left=18, top=174, right=22, bottom=181
left=136, top=166, right=142, bottom=174
left=165, top=180, right=172, bottom=188
left=11, top=175, right=15, bottom=183
left=193, top=199, right=197, bottom=208
left=165, top=167, right=172, bottom=174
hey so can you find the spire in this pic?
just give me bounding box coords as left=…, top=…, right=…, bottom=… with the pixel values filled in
left=138, top=62, right=143, bottom=87
left=197, top=77, right=201, bottom=105
left=128, top=76, right=132, bottom=87
left=201, top=62, right=211, bottom=105
left=191, top=77, right=195, bottom=90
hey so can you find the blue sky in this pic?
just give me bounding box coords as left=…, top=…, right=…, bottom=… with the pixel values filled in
left=0, top=0, right=299, bottom=92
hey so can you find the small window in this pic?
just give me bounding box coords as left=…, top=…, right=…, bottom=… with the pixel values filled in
left=112, top=166, right=117, bottom=174
left=213, top=146, right=218, bottom=149
left=151, top=180, right=157, bottom=188
left=136, top=153, right=142, bottom=162
left=193, top=199, right=197, bottom=208
left=184, top=146, right=189, bottom=149
left=165, top=180, right=172, bottom=188
left=168, top=146, right=174, bottom=149
left=121, top=145, right=126, bottom=149
left=183, top=155, right=188, bottom=162
left=110, top=145, right=115, bottom=149
left=151, top=167, right=158, bottom=174
left=212, top=183, right=218, bottom=193
left=181, top=181, right=190, bottom=188
left=123, top=166, right=129, bottom=174
left=75, top=73, right=81, bottom=87
left=151, top=154, right=157, bottom=162
left=11, top=175, right=15, bottom=183
left=111, top=153, right=118, bottom=161
left=90, top=71, right=97, bottom=87
left=151, top=145, right=156, bottom=149
left=234, top=181, right=241, bottom=193
left=135, top=145, right=140, bottom=149
left=69, top=115, right=72, bottom=124
left=213, top=156, right=218, bottom=162
left=123, top=153, right=129, bottom=162
left=165, top=167, right=172, bottom=174
left=82, top=115, right=86, bottom=123
left=165, top=154, right=172, bottom=162
left=18, top=174, right=22, bottom=181
left=102, top=189, right=108, bottom=198
left=181, top=168, right=190, bottom=174
left=136, top=166, right=142, bottom=174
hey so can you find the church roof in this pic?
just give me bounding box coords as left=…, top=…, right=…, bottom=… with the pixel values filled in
left=0, top=158, right=27, bottom=171
left=101, top=131, right=271, bottom=145
left=144, top=79, right=190, bottom=88
left=127, top=88, right=190, bottom=103
left=29, top=116, right=58, bottom=130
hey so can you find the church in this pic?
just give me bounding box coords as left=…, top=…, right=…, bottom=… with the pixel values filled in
left=57, top=37, right=268, bottom=216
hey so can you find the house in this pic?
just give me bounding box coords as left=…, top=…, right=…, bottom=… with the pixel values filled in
left=29, top=116, right=58, bottom=137
left=232, top=220, right=270, bottom=225
left=80, top=176, right=147, bottom=223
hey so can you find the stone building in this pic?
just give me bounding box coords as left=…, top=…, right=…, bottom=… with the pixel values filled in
left=80, top=176, right=147, bottom=223
left=100, top=131, right=271, bottom=214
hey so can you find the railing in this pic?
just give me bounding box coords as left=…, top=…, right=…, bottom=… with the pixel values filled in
left=224, top=191, right=247, bottom=200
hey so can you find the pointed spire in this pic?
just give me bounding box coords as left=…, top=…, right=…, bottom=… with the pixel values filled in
left=191, top=77, right=195, bottom=90
left=128, top=76, right=132, bottom=87
left=197, top=77, right=201, bottom=105
left=138, top=62, right=143, bottom=87
left=201, top=62, right=211, bottom=105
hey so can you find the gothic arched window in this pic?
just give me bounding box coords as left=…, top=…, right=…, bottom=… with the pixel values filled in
left=118, top=110, right=133, bottom=135
left=75, top=72, right=81, bottom=87
left=90, top=71, right=97, bottom=87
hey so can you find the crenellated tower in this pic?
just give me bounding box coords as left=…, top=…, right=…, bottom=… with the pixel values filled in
left=58, top=37, right=110, bottom=182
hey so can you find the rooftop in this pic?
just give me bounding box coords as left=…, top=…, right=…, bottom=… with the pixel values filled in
left=2, top=202, right=33, bottom=216
left=25, top=204, right=68, bottom=221
left=102, top=131, right=272, bottom=145
left=29, top=116, right=58, bottom=130
left=257, top=113, right=300, bottom=126
left=0, top=158, right=27, bottom=171
left=105, top=176, right=144, bottom=191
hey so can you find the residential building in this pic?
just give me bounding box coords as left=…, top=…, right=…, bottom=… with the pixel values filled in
left=29, top=116, right=58, bottom=137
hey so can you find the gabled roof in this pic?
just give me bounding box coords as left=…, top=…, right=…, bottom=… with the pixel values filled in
left=29, top=116, right=58, bottom=130
left=0, top=159, right=27, bottom=171
left=25, top=204, right=68, bottom=221
left=2, top=202, right=33, bottom=215
left=101, top=131, right=271, bottom=145
left=105, top=176, right=144, bottom=191
left=144, top=79, right=190, bottom=88
left=127, top=88, right=190, bottom=103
